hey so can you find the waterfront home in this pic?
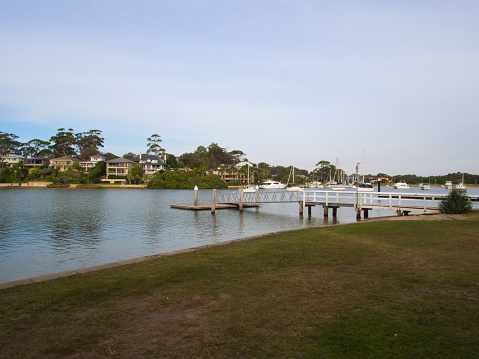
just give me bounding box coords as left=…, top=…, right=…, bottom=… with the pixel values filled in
left=24, top=157, right=50, bottom=168
left=79, top=155, right=106, bottom=172
left=105, top=158, right=135, bottom=179
left=1, top=154, right=25, bottom=166
left=49, top=156, right=80, bottom=172
left=139, top=154, right=167, bottom=175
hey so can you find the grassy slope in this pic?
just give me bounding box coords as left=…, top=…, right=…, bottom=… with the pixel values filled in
left=1, top=214, right=478, bottom=358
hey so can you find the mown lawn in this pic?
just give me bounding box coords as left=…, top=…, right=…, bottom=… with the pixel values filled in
left=1, top=213, right=478, bottom=358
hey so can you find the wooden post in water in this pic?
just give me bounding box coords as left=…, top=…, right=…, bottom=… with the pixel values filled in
left=323, top=206, right=328, bottom=218
left=211, top=189, right=217, bottom=214
left=239, top=188, right=244, bottom=212
left=194, top=185, right=198, bottom=207
left=332, top=207, right=338, bottom=218
left=299, top=202, right=303, bottom=216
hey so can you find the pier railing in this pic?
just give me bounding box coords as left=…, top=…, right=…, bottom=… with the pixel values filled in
left=218, top=190, right=447, bottom=214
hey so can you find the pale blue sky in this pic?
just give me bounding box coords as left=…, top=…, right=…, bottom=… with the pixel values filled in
left=1, top=0, right=478, bottom=176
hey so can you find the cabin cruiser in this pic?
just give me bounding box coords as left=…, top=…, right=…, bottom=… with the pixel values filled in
left=259, top=180, right=286, bottom=189
left=456, top=183, right=467, bottom=191
left=393, top=181, right=409, bottom=189
left=419, top=183, right=431, bottom=190
left=444, top=181, right=453, bottom=190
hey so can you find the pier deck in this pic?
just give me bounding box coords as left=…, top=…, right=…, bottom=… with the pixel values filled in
left=170, top=202, right=260, bottom=210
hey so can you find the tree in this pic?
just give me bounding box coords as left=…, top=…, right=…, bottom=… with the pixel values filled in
left=49, top=128, right=77, bottom=158
left=179, top=152, right=203, bottom=169
left=0, top=132, right=22, bottom=159
left=147, top=134, right=165, bottom=156
left=208, top=143, right=233, bottom=168
left=122, top=152, right=137, bottom=159
left=22, top=139, right=52, bottom=158
left=76, top=130, right=104, bottom=159
left=165, top=153, right=178, bottom=169
left=439, top=189, right=472, bottom=214
left=229, top=150, right=246, bottom=164
left=89, top=161, right=106, bottom=183
left=314, top=160, right=336, bottom=183
left=127, top=164, right=144, bottom=184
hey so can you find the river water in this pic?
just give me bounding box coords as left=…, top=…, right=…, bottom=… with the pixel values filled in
left=1, top=186, right=477, bottom=283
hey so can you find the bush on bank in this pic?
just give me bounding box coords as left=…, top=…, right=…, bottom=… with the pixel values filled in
left=147, top=171, right=228, bottom=189
left=439, top=189, right=473, bottom=214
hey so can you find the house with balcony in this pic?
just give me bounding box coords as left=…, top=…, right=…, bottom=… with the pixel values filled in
left=1, top=154, right=25, bottom=167
left=139, top=154, right=167, bottom=175
left=105, top=158, right=135, bottom=179
left=79, top=155, right=106, bottom=172
left=49, top=156, right=79, bottom=172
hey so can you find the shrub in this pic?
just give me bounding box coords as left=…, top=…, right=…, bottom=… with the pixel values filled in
left=439, top=189, right=473, bottom=214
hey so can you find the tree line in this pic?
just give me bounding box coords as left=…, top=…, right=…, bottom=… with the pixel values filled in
left=2, top=129, right=478, bottom=186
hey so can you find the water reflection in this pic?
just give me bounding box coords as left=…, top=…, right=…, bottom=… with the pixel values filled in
left=1, top=187, right=478, bottom=283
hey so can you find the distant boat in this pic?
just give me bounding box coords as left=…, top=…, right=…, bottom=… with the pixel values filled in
left=444, top=181, right=453, bottom=190
left=286, top=164, right=303, bottom=191
left=259, top=180, right=286, bottom=189
left=357, top=183, right=374, bottom=192
left=243, top=185, right=258, bottom=193
left=419, top=183, right=431, bottom=190
left=456, top=174, right=466, bottom=191
left=393, top=182, right=409, bottom=189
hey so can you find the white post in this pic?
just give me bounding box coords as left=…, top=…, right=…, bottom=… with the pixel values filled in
left=194, top=185, right=198, bottom=206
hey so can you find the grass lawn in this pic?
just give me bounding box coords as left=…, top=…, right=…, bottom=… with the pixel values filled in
left=1, top=212, right=478, bottom=358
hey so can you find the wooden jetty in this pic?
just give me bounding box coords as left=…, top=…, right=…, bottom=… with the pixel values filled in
left=170, top=188, right=260, bottom=213
left=172, top=188, right=477, bottom=218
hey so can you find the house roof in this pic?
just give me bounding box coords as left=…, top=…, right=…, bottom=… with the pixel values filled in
left=50, top=156, right=79, bottom=161
left=107, top=158, right=135, bottom=163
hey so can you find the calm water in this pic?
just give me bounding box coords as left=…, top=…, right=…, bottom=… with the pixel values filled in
left=1, top=186, right=477, bottom=283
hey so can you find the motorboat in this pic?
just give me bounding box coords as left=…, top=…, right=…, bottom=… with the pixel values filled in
left=287, top=186, right=303, bottom=191
left=357, top=183, right=374, bottom=192
left=456, top=183, right=467, bottom=191
left=393, top=182, right=409, bottom=189
left=419, top=183, right=431, bottom=190
left=243, top=185, right=258, bottom=193
left=259, top=180, right=286, bottom=189
left=456, top=173, right=466, bottom=191
left=444, top=181, right=453, bottom=190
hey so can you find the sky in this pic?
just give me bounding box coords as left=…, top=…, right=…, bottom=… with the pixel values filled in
left=1, top=0, right=478, bottom=176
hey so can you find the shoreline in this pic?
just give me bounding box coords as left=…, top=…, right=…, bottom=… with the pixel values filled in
left=1, top=212, right=467, bottom=291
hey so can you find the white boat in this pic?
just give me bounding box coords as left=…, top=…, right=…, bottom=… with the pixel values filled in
left=357, top=183, right=374, bottom=192
left=419, top=183, right=431, bottom=190
left=393, top=182, right=409, bottom=189
left=243, top=185, right=258, bottom=193
left=456, top=183, right=467, bottom=191
left=287, top=186, right=303, bottom=191
left=444, top=181, right=453, bottom=190
left=259, top=180, right=286, bottom=189
left=286, top=164, right=303, bottom=191
left=456, top=173, right=466, bottom=191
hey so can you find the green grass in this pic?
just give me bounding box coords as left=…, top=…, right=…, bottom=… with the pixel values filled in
left=1, top=213, right=479, bottom=358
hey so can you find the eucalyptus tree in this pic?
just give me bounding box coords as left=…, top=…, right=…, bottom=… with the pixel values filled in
left=314, top=160, right=336, bottom=183
left=49, top=128, right=77, bottom=158
left=76, top=129, right=104, bottom=159
left=0, top=132, right=23, bottom=159
left=22, top=139, right=51, bottom=158
left=147, top=134, right=165, bottom=156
